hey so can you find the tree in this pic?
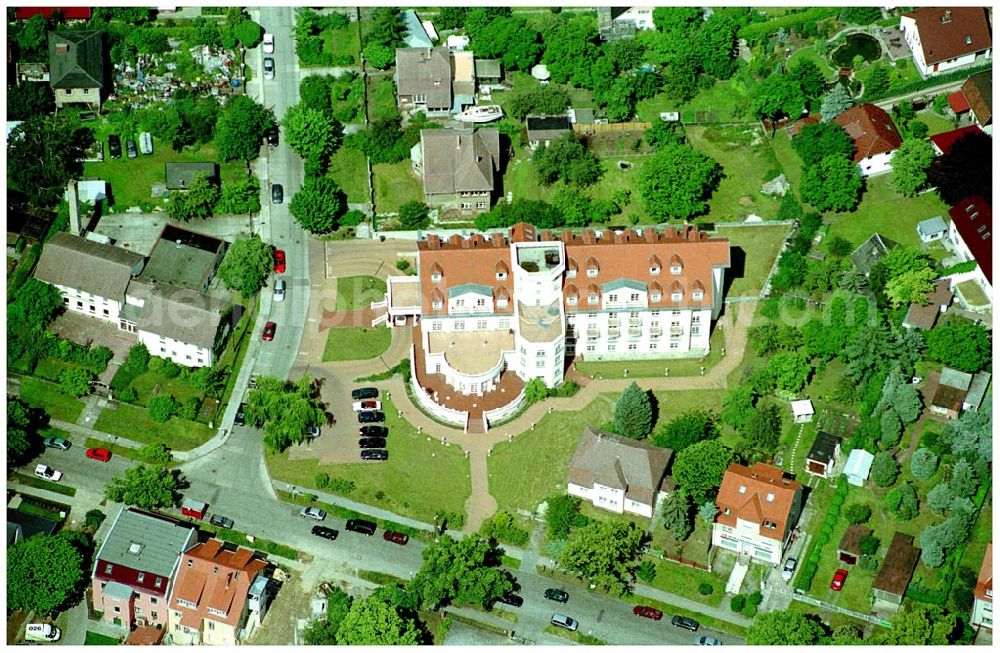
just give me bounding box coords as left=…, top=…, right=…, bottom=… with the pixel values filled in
left=638, top=143, right=722, bottom=220
left=949, top=459, right=977, bottom=498
left=304, top=587, right=352, bottom=644
left=644, top=121, right=685, bottom=150
left=218, top=236, right=274, bottom=297
left=104, top=464, right=177, bottom=509
left=334, top=594, right=421, bottom=645
left=891, top=138, right=934, bottom=196
left=475, top=198, right=565, bottom=231
left=245, top=375, right=327, bottom=452
left=540, top=16, right=599, bottom=87
left=767, top=352, right=811, bottom=393
left=873, top=605, right=956, bottom=645
left=166, top=173, right=220, bottom=221
left=879, top=408, right=903, bottom=448
left=927, top=483, right=955, bottom=515
left=744, top=402, right=783, bottom=452
left=885, top=267, right=936, bottom=309
left=147, top=395, right=179, bottom=422
left=652, top=410, right=718, bottom=451
left=698, top=11, right=740, bottom=79
left=12, top=15, right=49, bottom=61
left=234, top=19, right=262, bottom=48
left=398, top=201, right=430, bottom=230
left=7, top=397, right=40, bottom=468
left=7, top=82, right=55, bottom=120
left=844, top=503, right=872, bottom=525
left=751, top=74, right=805, bottom=122
left=524, top=378, right=548, bottom=405
left=552, top=188, right=592, bottom=228
left=58, top=367, right=94, bottom=398
left=879, top=368, right=923, bottom=424
left=942, top=400, right=992, bottom=462
left=410, top=535, right=512, bottom=610
left=789, top=60, right=827, bottom=101
left=8, top=116, right=94, bottom=207
left=865, top=64, right=891, bottom=96
left=886, top=482, right=919, bottom=520
left=545, top=494, right=586, bottom=540
left=747, top=610, right=826, bottom=645
left=558, top=520, right=645, bottom=594
left=466, top=12, right=542, bottom=72
left=612, top=381, right=653, bottom=439
left=661, top=490, right=693, bottom=540
left=478, top=510, right=529, bottom=546
left=505, top=85, right=570, bottom=121
left=871, top=452, right=899, bottom=488
left=216, top=174, right=261, bottom=215
left=366, top=7, right=405, bottom=48
left=289, top=176, right=347, bottom=234
left=928, top=130, right=991, bottom=204
left=282, top=102, right=342, bottom=171
left=7, top=533, right=85, bottom=615
left=672, top=439, right=734, bottom=501
left=909, top=448, right=939, bottom=481
left=801, top=155, right=862, bottom=212
left=532, top=134, right=603, bottom=188
left=792, top=122, right=855, bottom=167
left=924, top=318, right=991, bottom=373
left=721, top=385, right=756, bottom=431
left=840, top=7, right=883, bottom=24
left=214, top=95, right=275, bottom=162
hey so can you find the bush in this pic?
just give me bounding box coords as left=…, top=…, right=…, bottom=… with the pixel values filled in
left=340, top=209, right=366, bottom=227
left=859, top=554, right=879, bottom=572
left=147, top=395, right=179, bottom=422
left=116, top=386, right=139, bottom=403
left=83, top=509, right=106, bottom=533
left=328, top=478, right=356, bottom=494
left=859, top=534, right=879, bottom=555
left=730, top=595, right=746, bottom=612
left=871, top=452, right=900, bottom=487
left=844, top=503, right=872, bottom=524
left=697, top=582, right=714, bottom=596
left=58, top=367, right=94, bottom=398
left=637, top=560, right=656, bottom=583
left=910, top=447, right=940, bottom=481
left=149, top=356, right=183, bottom=379
left=741, top=602, right=758, bottom=618
left=178, top=397, right=201, bottom=420
left=315, top=472, right=331, bottom=488
left=136, top=443, right=173, bottom=465
left=124, top=343, right=151, bottom=374
left=479, top=509, right=530, bottom=546
left=747, top=590, right=763, bottom=607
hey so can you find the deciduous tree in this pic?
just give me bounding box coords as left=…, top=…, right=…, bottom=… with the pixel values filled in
left=7, top=397, right=40, bottom=468
left=672, top=439, right=734, bottom=501
left=747, top=610, right=826, bottom=645
left=927, top=129, right=991, bottom=204
left=58, top=367, right=94, bottom=398
left=638, top=143, right=722, bottom=220
left=872, top=605, right=956, bottom=645
left=7, top=533, right=85, bottom=615
left=505, top=85, right=570, bottom=121
left=216, top=174, right=261, bottom=215
left=891, top=138, right=934, bottom=196
left=245, top=375, right=328, bottom=452
left=8, top=116, right=94, bottom=207
left=886, top=482, right=919, bottom=520
left=545, top=494, right=587, bottom=540
left=800, top=155, right=862, bottom=212
left=751, top=74, right=805, bottom=122
left=289, top=176, right=347, bottom=234
left=844, top=503, right=872, bottom=524
left=885, top=266, right=936, bottom=308
left=304, top=587, right=352, bottom=644
left=767, top=352, right=811, bottom=394
left=789, top=60, right=827, bottom=101
left=924, top=318, right=991, bottom=373
left=558, top=520, right=645, bottom=594
left=652, top=410, right=718, bottom=451
left=104, top=464, right=178, bottom=509
left=533, top=134, right=603, bottom=188
left=282, top=103, right=342, bottom=172
left=721, top=385, right=757, bottom=431
left=792, top=122, right=855, bottom=167
left=166, top=173, right=220, bottom=221
left=410, top=535, right=513, bottom=610
left=335, top=594, right=422, bottom=645
left=612, top=381, right=653, bottom=439
left=7, top=82, right=55, bottom=120
left=214, top=95, right=274, bottom=162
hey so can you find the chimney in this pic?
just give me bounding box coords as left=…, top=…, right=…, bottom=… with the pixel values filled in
left=490, top=232, right=505, bottom=248
left=427, top=234, right=440, bottom=249
left=582, top=230, right=595, bottom=245
left=540, top=229, right=552, bottom=241
left=66, top=179, right=82, bottom=236
left=448, top=234, right=462, bottom=247
left=942, top=9, right=951, bottom=23
left=643, top=227, right=657, bottom=243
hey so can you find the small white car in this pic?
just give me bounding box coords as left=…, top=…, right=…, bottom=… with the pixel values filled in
left=25, top=624, right=61, bottom=642
left=353, top=400, right=382, bottom=412
left=274, top=278, right=286, bottom=302
left=263, top=57, right=275, bottom=80
left=300, top=507, right=326, bottom=521
left=262, top=33, right=274, bottom=54
left=34, top=464, right=62, bottom=482
left=782, top=557, right=798, bottom=582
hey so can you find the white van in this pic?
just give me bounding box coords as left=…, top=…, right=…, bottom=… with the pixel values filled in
left=25, top=623, right=61, bottom=642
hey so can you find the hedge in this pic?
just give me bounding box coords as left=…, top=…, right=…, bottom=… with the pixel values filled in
left=863, top=61, right=993, bottom=104
left=941, top=261, right=978, bottom=276
left=738, top=8, right=840, bottom=41
left=794, top=477, right=848, bottom=591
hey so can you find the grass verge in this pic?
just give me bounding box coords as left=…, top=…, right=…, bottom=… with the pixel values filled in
left=84, top=632, right=120, bottom=645
left=84, top=437, right=179, bottom=468
left=210, top=527, right=301, bottom=561
left=619, top=593, right=748, bottom=639
left=501, top=554, right=522, bottom=570
left=543, top=625, right=607, bottom=645
left=358, top=569, right=408, bottom=586
left=93, top=403, right=215, bottom=451
left=11, top=472, right=78, bottom=497
left=335, top=275, right=387, bottom=311
left=322, top=326, right=391, bottom=361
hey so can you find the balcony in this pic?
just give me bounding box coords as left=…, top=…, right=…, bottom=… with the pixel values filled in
left=650, top=326, right=662, bottom=337
left=586, top=326, right=600, bottom=340
left=628, top=326, right=642, bottom=338
left=669, top=325, right=684, bottom=336
left=607, top=327, right=620, bottom=340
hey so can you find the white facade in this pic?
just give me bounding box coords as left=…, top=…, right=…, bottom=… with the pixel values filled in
left=972, top=594, right=993, bottom=630
left=57, top=284, right=124, bottom=323
left=711, top=519, right=782, bottom=565
left=900, top=14, right=993, bottom=78
left=948, top=221, right=993, bottom=297
left=136, top=330, right=212, bottom=368
left=567, top=481, right=658, bottom=518
left=858, top=150, right=895, bottom=178
left=614, top=7, right=656, bottom=31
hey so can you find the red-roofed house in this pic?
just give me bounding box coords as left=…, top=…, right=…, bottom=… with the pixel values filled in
left=930, top=125, right=983, bottom=156
left=962, top=71, right=993, bottom=134
left=712, top=463, right=804, bottom=565
left=834, top=104, right=903, bottom=177
left=948, top=196, right=992, bottom=300
left=900, top=7, right=992, bottom=78
left=971, top=542, right=993, bottom=631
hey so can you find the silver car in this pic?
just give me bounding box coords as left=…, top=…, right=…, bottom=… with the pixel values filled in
left=263, top=57, right=275, bottom=80
left=782, top=557, right=798, bottom=582
left=274, top=278, right=286, bottom=302
left=299, top=506, right=326, bottom=521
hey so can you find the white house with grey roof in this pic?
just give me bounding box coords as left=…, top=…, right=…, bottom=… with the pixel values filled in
left=411, top=128, right=500, bottom=213
left=92, top=508, right=197, bottom=631
left=567, top=426, right=672, bottom=518
left=917, top=216, right=949, bottom=243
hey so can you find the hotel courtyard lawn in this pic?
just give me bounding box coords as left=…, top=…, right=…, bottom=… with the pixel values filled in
left=322, top=326, right=391, bottom=362
left=335, top=275, right=387, bottom=311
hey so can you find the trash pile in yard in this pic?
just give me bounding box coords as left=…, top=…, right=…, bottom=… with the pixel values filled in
left=108, top=45, right=245, bottom=109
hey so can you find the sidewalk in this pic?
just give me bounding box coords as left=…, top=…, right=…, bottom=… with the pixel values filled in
left=271, top=479, right=436, bottom=532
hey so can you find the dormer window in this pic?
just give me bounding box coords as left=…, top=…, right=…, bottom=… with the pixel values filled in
left=723, top=508, right=730, bottom=515
left=430, top=262, right=443, bottom=283
left=764, top=520, right=777, bottom=530
left=587, top=268, right=598, bottom=278
left=670, top=265, right=682, bottom=274
left=586, top=257, right=599, bottom=277
left=588, top=294, right=598, bottom=305
left=567, top=268, right=577, bottom=278
left=671, top=292, right=682, bottom=301
left=650, top=266, right=660, bottom=275
left=496, top=271, right=507, bottom=280
left=105, top=563, right=114, bottom=574
left=137, top=573, right=145, bottom=583
left=431, top=272, right=442, bottom=282
left=495, top=260, right=509, bottom=281
left=567, top=294, right=578, bottom=305
left=497, top=297, right=508, bottom=308
left=651, top=292, right=662, bottom=302
left=649, top=255, right=661, bottom=275
left=670, top=254, right=683, bottom=275
left=432, top=300, right=443, bottom=310
left=693, top=290, right=704, bottom=301
left=155, top=578, right=163, bottom=588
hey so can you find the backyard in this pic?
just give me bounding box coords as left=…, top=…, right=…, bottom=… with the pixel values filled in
left=322, top=326, right=391, bottom=362
left=319, top=20, right=361, bottom=66
left=17, top=377, right=85, bottom=423
left=637, top=77, right=754, bottom=124
left=372, top=161, right=423, bottom=214
left=328, top=147, right=369, bottom=204
left=716, top=223, right=792, bottom=297
left=335, top=275, right=386, bottom=311
left=93, top=402, right=216, bottom=451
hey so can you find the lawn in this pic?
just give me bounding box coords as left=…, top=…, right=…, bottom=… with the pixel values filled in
left=328, top=147, right=369, bottom=203
left=575, top=328, right=724, bottom=379
left=11, top=472, right=77, bottom=497
left=956, top=279, right=990, bottom=307
left=84, top=632, right=120, bottom=646
left=129, top=371, right=206, bottom=406
left=770, top=130, right=803, bottom=194
left=322, top=326, right=391, bottom=361
left=717, top=223, right=792, bottom=297
left=910, top=109, right=955, bottom=137
left=264, top=397, right=471, bottom=523
left=645, top=557, right=726, bottom=607
left=367, top=76, right=399, bottom=123
left=649, top=389, right=728, bottom=432
left=637, top=77, right=754, bottom=124
left=787, top=44, right=839, bottom=80
left=320, top=21, right=361, bottom=66
left=335, top=275, right=387, bottom=311
left=372, top=161, right=423, bottom=214
left=93, top=402, right=215, bottom=451
left=18, top=377, right=85, bottom=422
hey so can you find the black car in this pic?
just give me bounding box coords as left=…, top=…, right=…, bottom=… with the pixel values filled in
left=544, top=588, right=569, bottom=603
left=311, top=525, right=338, bottom=540
left=357, top=411, right=385, bottom=424
left=671, top=616, right=700, bottom=632
left=265, top=126, right=279, bottom=146
left=209, top=514, right=234, bottom=529
left=271, top=183, right=283, bottom=204
left=497, top=592, right=524, bottom=608
left=108, top=134, right=122, bottom=158
left=359, top=437, right=387, bottom=449
left=360, top=449, right=388, bottom=461
left=360, top=425, right=388, bottom=438
left=351, top=387, right=379, bottom=400
left=234, top=402, right=247, bottom=426
left=345, top=518, right=377, bottom=535
left=126, top=139, right=138, bottom=159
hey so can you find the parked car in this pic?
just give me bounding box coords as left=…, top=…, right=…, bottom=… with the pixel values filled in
left=263, top=56, right=275, bottom=80
left=273, top=278, right=287, bottom=302
left=359, top=437, right=386, bottom=449
left=633, top=605, right=663, bottom=621
left=831, top=568, right=848, bottom=591
left=353, top=400, right=382, bottom=412
left=782, top=557, right=798, bottom=582
left=311, top=525, right=338, bottom=540
left=262, top=321, right=277, bottom=341
left=672, top=616, right=700, bottom=632
left=359, top=425, right=388, bottom=438
left=234, top=403, right=247, bottom=426
left=271, top=183, right=283, bottom=204
left=360, top=449, right=388, bottom=461
left=300, top=507, right=326, bottom=521
left=265, top=126, right=279, bottom=146
left=43, top=436, right=71, bottom=451
left=695, top=636, right=722, bottom=646
left=209, top=514, right=234, bottom=529
left=544, top=588, right=569, bottom=603
left=273, top=248, right=286, bottom=273
left=351, top=387, right=378, bottom=400
left=262, top=33, right=275, bottom=54
left=85, top=447, right=112, bottom=462
left=108, top=134, right=122, bottom=158
left=357, top=411, right=385, bottom=424
left=34, top=464, right=62, bottom=482
left=346, top=519, right=377, bottom=535
left=138, top=131, right=153, bottom=155
left=550, top=613, right=578, bottom=632
left=306, top=425, right=321, bottom=439
left=126, top=138, right=138, bottom=159
left=383, top=530, right=409, bottom=545
left=25, top=624, right=61, bottom=642
left=497, top=592, right=524, bottom=608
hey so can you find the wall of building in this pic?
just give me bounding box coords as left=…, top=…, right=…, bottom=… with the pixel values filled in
left=712, top=521, right=782, bottom=564
left=483, top=385, right=526, bottom=428
left=567, top=307, right=711, bottom=360
left=567, top=482, right=626, bottom=514
left=859, top=150, right=895, bottom=177
left=136, top=330, right=212, bottom=368
left=93, top=580, right=168, bottom=629
left=57, top=285, right=122, bottom=322
left=972, top=596, right=993, bottom=630
left=55, top=86, right=100, bottom=107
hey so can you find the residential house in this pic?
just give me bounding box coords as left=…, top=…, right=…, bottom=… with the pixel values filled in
left=526, top=115, right=572, bottom=150
left=900, top=7, right=992, bottom=78
left=395, top=47, right=475, bottom=117
left=92, top=508, right=197, bottom=630
left=7, top=508, right=59, bottom=544
left=598, top=7, right=655, bottom=40
left=843, top=449, right=874, bottom=487
left=947, top=196, right=992, bottom=304
left=566, top=426, right=672, bottom=518
left=930, top=366, right=973, bottom=419
left=902, top=279, right=952, bottom=330
left=474, top=59, right=502, bottom=88
left=140, top=225, right=226, bottom=294
left=49, top=31, right=104, bottom=109
left=165, top=162, right=218, bottom=191
left=850, top=233, right=900, bottom=276
left=872, top=532, right=920, bottom=610
left=805, top=431, right=841, bottom=479
left=971, top=542, right=993, bottom=631
left=961, top=71, right=992, bottom=133
left=916, top=215, right=949, bottom=243
left=833, top=104, right=903, bottom=177
left=838, top=524, right=873, bottom=565
left=411, top=128, right=500, bottom=213
left=930, top=125, right=982, bottom=156
left=712, top=463, right=804, bottom=565
left=168, top=539, right=270, bottom=645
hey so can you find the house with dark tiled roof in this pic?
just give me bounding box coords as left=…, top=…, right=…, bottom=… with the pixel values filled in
left=900, top=7, right=992, bottom=78
left=971, top=542, right=993, bottom=631
left=962, top=71, right=992, bottom=133
left=872, top=532, right=920, bottom=610
left=712, top=462, right=804, bottom=565
left=850, top=232, right=900, bottom=276
left=948, top=196, right=993, bottom=303
left=805, top=431, right=841, bottom=479
left=395, top=47, right=476, bottom=117
left=48, top=31, right=104, bottom=109
left=526, top=115, right=572, bottom=150
left=902, top=279, right=951, bottom=330
left=567, top=426, right=672, bottom=517
left=931, top=366, right=974, bottom=419
left=411, top=128, right=500, bottom=213
left=833, top=104, right=903, bottom=177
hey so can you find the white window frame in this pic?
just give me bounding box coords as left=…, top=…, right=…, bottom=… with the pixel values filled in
left=567, top=295, right=578, bottom=305
left=671, top=292, right=682, bottom=301
left=432, top=300, right=443, bottom=310
left=587, top=268, right=598, bottom=278
left=650, top=266, right=660, bottom=275
left=651, top=292, right=662, bottom=302
left=588, top=295, right=598, bottom=305
left=431, top=273, right=442, bottom=282
left=670, top=265, right=682, bottom=274
left=693, top=290, right=704, bottom=301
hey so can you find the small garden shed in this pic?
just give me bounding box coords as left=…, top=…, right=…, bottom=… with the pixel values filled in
left=843, top=449, right=874, bottom=487
left=791, top=399, right=814, bottom=423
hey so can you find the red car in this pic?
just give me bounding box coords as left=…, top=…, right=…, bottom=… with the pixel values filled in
left=86, top=447, right=112, bottom=462
left=383, top=530, right=409, bottom=545
left=262, top=321, right=277, bottom=341
left=273, top=249, right=286, bottom=273
left=633, top=605, right=663, bottom=621
left=831, top=568, right=849, bottom=591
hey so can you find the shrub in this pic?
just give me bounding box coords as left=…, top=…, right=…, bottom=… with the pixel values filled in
left=328, top=478, right=356, bottom=493
left=730, top=595, right=746, bottom=612
left=479, top=509, right=530, bottom=546
left=178, top=397, right=201, bottom=420
left=637, top=560, right=656, bottom=583
left=871, top=452, right=900, bottom=487
left=910, top=447, right=939, bottom=481
left=844, top=503, right=872, bottom=524
left=315, top=472, right=331, bottom=488
left=58, top=367, right=94, bottom=397
left=859, top=534, right=879, bottom=555
left=747, top=590, right=763, bottom=607
left=698, top=582, right=714, bottom=596
left=124, top=343, right=151, bottom=374
left=859, top=554, right=879, bottom=572
left=116, top=386, right=139, bottom=403
left=741, top=602, right=758, bottom=618
left=147, top=395, right=179, bottom=422
left=84, top=509, right=106, bottom=533
left=136, top=443, right=173, bottom=465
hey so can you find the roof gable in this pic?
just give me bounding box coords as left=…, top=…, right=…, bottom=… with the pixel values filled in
left=35, top=232, right=144, bottom=300
left=716, top=463, right=802, bottom=537
left=833, top=104, right=903, bottom=162
left=904, top=7, right=992, bottom=65
left=962, top=71, right=992, bottom=126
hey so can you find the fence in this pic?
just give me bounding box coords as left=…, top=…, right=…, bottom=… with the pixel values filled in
left=790, top=590, right=891, bottom=628
left=574, top=121, right=651, bottom=134
left=663, top=553, right=711, bottom=571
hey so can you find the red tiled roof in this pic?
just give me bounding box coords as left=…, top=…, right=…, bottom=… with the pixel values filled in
left=948, top=196, right=992, bottom=282
left=976, top=542, right=992, bottom=602
left=833, top=104, right=903, bottom=162
left=715, top=463, right=802, bottom=539
left=930, top=125, right=981, bottom=155
left=170, top=539, right=267, bottom=630
left=948, top=90, right=972, bottom=114
left=903, top=7, right=992, bottom=65
left=962, top=71, right=992, bottom=127
left=14, top=6, right=92, bottom=19
left=418, top=234, right=514, bottom=316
